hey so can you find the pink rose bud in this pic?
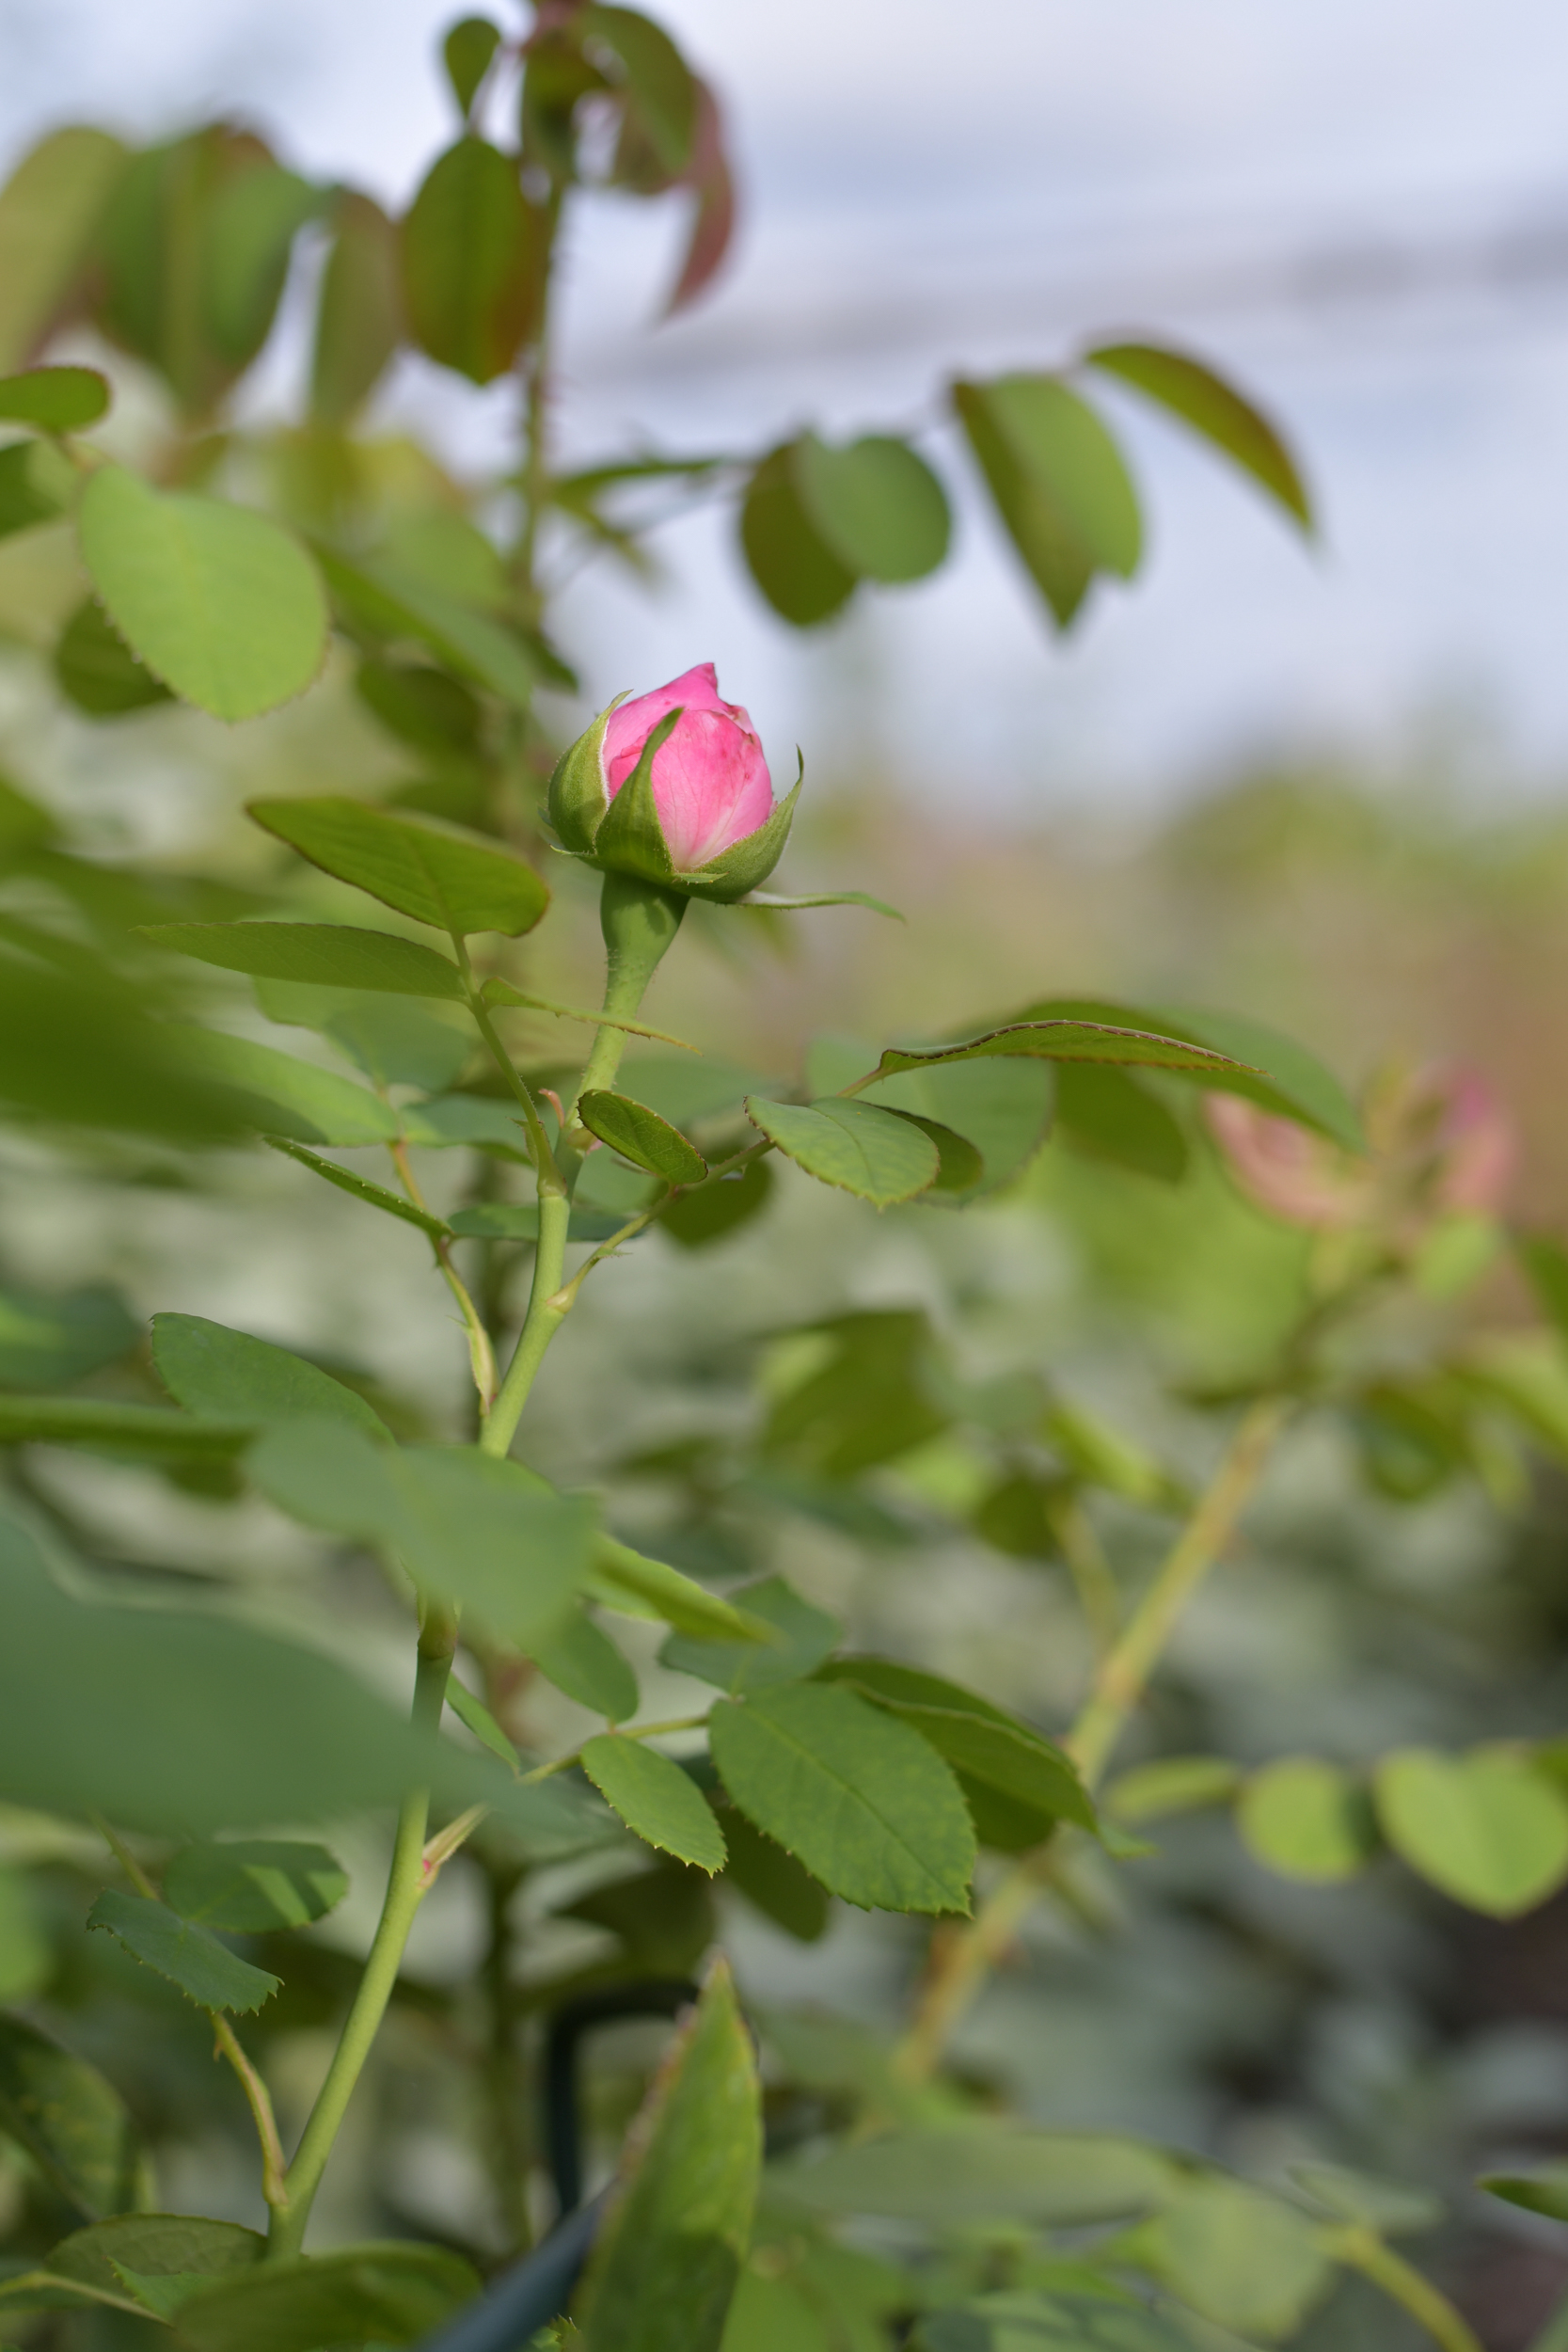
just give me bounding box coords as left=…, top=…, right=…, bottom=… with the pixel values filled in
left=601, top=664, right=775, bottom=869
left=1204, top=1095, right=1373, bottom=1230
left=547, top=662, right=800, bottom=902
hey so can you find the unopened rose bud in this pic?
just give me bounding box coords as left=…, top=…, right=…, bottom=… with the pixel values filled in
left=1204, top=1095, right=1372, bottom=1230
left=546, top=662, right=800, bottom=901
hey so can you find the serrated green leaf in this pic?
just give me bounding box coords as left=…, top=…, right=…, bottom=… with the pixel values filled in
left=54, top=596, right=173, bottom=716
left=174, top=2242, right=481, bottom=2352
left=580, top=1959, right=760, bottom=2352
left=792, top=434, right=951, bottom=583
left=0, top=365, right=108, bottom=432
left=739, top=443, right=857, bottom=628
left=248, top=796, right=548, bottom=938
left=1237, top=1757, right=1375, bottom=1883
left=76, top=468, right=327, bottom=722
left=818, top=1659, right=1095, bottom=1832
left=403, top=136, right=543, bottom=385
left=163, top=1840, right=347, bottom=1932
left=1375, top=1747, right=1568, bottom=1917
left=867, top=1020, right=1249, bottom=1087
left=531, top=1604, right=640, bottom=1720
left=0, top=2015, right=137, bottom=2220
left=662, top=1576, right=835, bottom=1695
left=152, top=1312, right=389, bottom=1438
left=710, top=1682, right=974, bottom=1915
left=266, top=1137, right=452, bottom=1239
left=745, top=1095, right=938, bottom=1205
left=579, top=1089, right=706, bottom=1184
left=581, top=1737, right=727, bottom=1872
left=170, top=1027, right=399, bottom=1145
left=1086, top=342, right=1312, bottom=530
left=87, top=1888, right=280, bottom=2013
left=143, top=920, right=465, bottom=999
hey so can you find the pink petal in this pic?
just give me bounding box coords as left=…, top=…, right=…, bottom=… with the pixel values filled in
left=647, top=707, right=775, bottom=867
left=604, top=663, right=729, bottom=795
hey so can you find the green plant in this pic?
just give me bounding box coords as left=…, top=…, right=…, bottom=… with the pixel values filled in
left=0, top=10, right=1561, bottom=2352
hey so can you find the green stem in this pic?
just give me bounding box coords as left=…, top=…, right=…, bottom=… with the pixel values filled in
left=267, top=1629, right=455, bottom=2259
left=1323, top=2227, right=1482, bottom=2352
left=481, top=877, right=686, bottom=1459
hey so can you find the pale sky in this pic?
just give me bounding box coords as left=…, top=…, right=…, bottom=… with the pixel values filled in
left=5, top=0, right=1568, bottom=807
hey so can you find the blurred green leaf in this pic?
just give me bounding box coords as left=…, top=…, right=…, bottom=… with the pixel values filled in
left=717, top=1804, right=830, bottom=1941
left=1086, top=342, right=1312, bottom=531
left=403, top=136, right=544, bottom=385
left=1519, top=1233, right=1568, bottom=1343
left=658, top=1156, right=773, bottom=1248
left=954, top=374, right=1140, bottom=628
left=0, top=126, right=127, bottom=373
left=257, top=982, right=471, bottom=1092
left=584, top=5, right=698, bottom=177
left=77, top=469, right=328, bottom=722
left=709, top=1681, right=974, bottom=1915
left=862, top=1057, right=1053, bottom=1204
left=447, top=1200, right=631, bottom=1241
left=87, top=1888, right=281, bottom=2014
left=765, top=1310, right=948, bottom=1479
left=1374, top=1747, right=1568, bottom=1917
left=175, top=2242, right=481, bottom=2352
left=0, top=1281, right=138, bottom=1389
left=0, top=1395, right=247, bottom=1457
left=0, top=2014, right=137, bottom=2219
left=319, top=546, right=538, bottom=707
left=1111, top=2179, right=1329, bottom=2340
left=746, top=1096, right=939, bottom=1204
left=266, top=1137, right=453, bottom=1240
left=54, top=597, right=175, bottom=717
left=580, top=1089, right=706, bottom=1184
left=249, top=796, right=548, bottom=939
left=531, top=1603, right=640, bottom=1721
left=201, top=167, right=322, bottom=370
left=663, top=1576, right=837, bottom=1695
left=580, top=1959, right=760, bottom=2352
left=0, top=1507, right=555, bottom=1836
left=792, top=434, right=951, bottom=584
left=1288, top=2162, right=1443, bottom=2234
left=1480, top=2166, right=1568, bottom=2224
left=0, top=365, right=108, bottom=431
left=0, top=437, right=72, bottom=540
left=870, top=1018, right=1249, bottom=1088
left=355, top=656, right=483, bottom=763
left=5, top=2215, right=261, bottom=2319
left=739, top=444, right=857, bottom=628
left=145, top=921, right=466, bottom=1000
left=1055, top=1064, right=1190, bottom=1184
left=1237, top=1758, right=1375, bottom=1883
left=0, top=1864, right=51, bottom=2003
left=973, top=1469, right=1068, bottom=1562
left=164, top=1839, right=348, bottom=1931
left=775, top=2125, right=1179, bottom=2226
left=588, top=1537, right=771, bottom=1644
left=0, top=961, right=238, bottom=1140
left=153, top=1313, right=391, bottom=1437
left=443, top=18, right=504, bottom=117
left=581, top=1736, right=727, bottom=1872
left=1104, top=1757, right=1243, bottom=1825
left=446, top=1679, right=519, bottom=1770
left=170, top=1028, right=401, bottom=1145
left=310, top=191, right=402, bottom=426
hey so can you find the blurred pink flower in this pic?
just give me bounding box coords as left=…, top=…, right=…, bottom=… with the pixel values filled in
left=1206, top=1063, right=1516, bottom=1236
left=601, top=662, right=774, bottom=870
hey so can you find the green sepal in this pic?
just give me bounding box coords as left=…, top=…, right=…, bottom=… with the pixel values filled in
left=675, top=771, right=801, bottom=904
left=546, top=693, right=624, bottom=854
left=587, top=708, right=680, bottom=884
